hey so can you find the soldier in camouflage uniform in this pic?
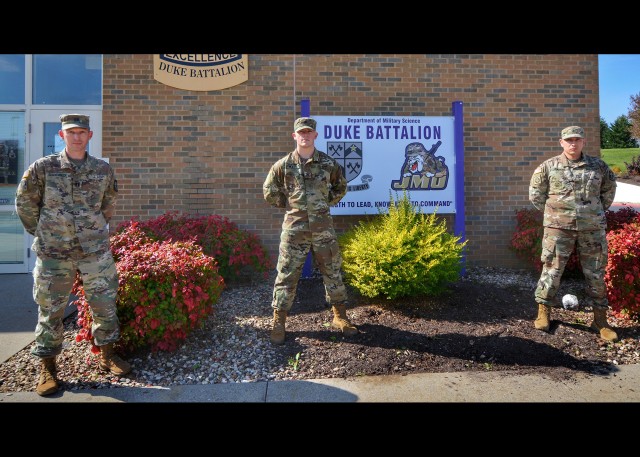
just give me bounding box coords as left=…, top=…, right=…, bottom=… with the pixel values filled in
left=529, top=125, right=618, bottom=342
left=263, top=117, right=358, bottom=345
left=15, top=114, right=131, bottom=397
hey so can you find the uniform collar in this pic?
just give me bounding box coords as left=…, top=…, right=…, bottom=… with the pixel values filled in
left=559, top=152, right=584, bottom=166
left=294, top=148, right=316, bottom=160
left=61, top=149, right=92, bottom=170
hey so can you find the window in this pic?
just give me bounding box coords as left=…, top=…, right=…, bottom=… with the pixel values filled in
left=0, top=55, right=25, bottom=104
left=32, top=55, right=102, bottom=105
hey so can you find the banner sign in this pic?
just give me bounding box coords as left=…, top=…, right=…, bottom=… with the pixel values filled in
left=314, top=116, right=456, bottom=215
left=153, top=54, right=248, bottom=91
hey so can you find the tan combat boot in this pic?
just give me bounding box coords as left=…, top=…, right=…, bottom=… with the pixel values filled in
left=331, top=303, right=358, bottom=336
left=270, top=309, right=287, bottom=345
left=534, top=303, right=551, bottom=332
left=98, top=343, right=132, bottom=375
left=591, top=308, right=618, bottom=342
left=36, top=356, right=59, bottom=396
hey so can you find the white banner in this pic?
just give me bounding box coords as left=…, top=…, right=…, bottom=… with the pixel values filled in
left=314, top=116, right=457, bottom=215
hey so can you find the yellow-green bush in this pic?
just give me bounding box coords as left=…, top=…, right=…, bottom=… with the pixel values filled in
left=339, top=191, right=467, bottom=300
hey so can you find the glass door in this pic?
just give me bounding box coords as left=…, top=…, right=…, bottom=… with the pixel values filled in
left=0, top=112, right=27, bottom=273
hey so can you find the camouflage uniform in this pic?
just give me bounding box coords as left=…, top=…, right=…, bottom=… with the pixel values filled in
left=529, top=149, right=617, bottom=309
left=263, top=147, right=348, bottom=312
left=15, top=148, right=121, bottom=358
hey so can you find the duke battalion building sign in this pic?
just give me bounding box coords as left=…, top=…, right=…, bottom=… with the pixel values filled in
left=153, top=54, right=248, bottom=91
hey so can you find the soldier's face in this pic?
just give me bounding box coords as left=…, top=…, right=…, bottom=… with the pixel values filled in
left=293, top=129, right=318, bottom=146
left=560, top=137, right=584, bottom=159
left=60, top=128, right=93, bottom=155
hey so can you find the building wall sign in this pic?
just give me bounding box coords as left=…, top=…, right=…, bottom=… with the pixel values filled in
left=153, top=54, right=248, bottom=91
left=314, top=115, right=457, bottom=216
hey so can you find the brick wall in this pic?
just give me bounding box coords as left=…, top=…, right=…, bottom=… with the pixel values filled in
left=102, top=54, right=600, bottom=269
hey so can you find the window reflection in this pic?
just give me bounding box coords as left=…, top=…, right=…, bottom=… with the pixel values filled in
left=0, top=55, right=26, bottom=104
left=0, top=111, right=25, bottom=265
left=0, top=112, right=25, bottom=188
left=0, top=213, right=23, bottom=264
left=33, top=55, right=102, bottom=105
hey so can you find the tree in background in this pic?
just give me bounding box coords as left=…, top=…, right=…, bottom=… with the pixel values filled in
left=629, top=92, right=640, bottom=142
left=600, top=117, right=611, bottom=148
left=605, top=115, right=637, bottom=148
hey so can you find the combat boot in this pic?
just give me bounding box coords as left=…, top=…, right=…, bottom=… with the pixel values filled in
left=270, top=309, right=287, bottom=345
left=331, top=303, right=358, bottom=336
left=98, top=343, right=132, bottom=375
left=591, top=308, right=618, bottom=342
left=534, top=304, right=551, bottom=332
left=36, top=356, right=58, bottom=397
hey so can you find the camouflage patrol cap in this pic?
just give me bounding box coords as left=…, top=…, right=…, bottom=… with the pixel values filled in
left=60, top=114, right=90, bottom=130
left=294, top=117, right=317, bottom=132
left=561, top=126, right=584, bottom=139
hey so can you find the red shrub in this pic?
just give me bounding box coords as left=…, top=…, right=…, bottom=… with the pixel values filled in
left=512, top=206, right=640, bottom=321
left=605, top=206, right=640, bottom=232
left=114, top=211, right=273, bottom=282
left=605, top=220, right=640, bottom=320
left=509, top=208, right=580, bottom=273
left=73, top=211, right=274, bottom=353
left=73, top=223, right=225, bottom=353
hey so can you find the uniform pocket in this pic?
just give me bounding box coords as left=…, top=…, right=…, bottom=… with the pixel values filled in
left=540, top=231, right=556, bottom=265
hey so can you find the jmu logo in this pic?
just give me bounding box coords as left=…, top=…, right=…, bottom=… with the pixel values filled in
left=327, top=142, right=363, bottom=182
left=390, top=141, right=449, bottom=190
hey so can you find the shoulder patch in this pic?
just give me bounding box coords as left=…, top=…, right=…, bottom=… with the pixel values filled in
left=113, top=179, right=118, bottom=192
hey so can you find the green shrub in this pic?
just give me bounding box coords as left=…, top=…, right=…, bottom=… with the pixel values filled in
left=339, top=191, right=467, bottom=300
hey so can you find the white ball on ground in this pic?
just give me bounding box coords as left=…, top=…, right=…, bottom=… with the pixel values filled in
left=562, top=294, right=579, bottom=310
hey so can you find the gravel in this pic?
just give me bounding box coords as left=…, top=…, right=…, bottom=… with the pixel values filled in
left=0, top=267, right=636, bottom=393
left=0, top=273, right=281, bottom=392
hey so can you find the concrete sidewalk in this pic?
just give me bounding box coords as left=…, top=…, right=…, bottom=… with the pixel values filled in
left=2, top=364, right=640, bottom=403
left=0, top=273, right=75, bottom=364
left=2, top=182, right=639, bottom=403
left=610, top=181, right=640, bottom=210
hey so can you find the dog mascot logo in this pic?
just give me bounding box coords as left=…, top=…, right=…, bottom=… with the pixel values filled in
left=391, top=141, right=449, bottom=190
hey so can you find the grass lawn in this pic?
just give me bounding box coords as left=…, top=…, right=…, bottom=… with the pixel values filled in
left=601, top=148, right=640, bottom=174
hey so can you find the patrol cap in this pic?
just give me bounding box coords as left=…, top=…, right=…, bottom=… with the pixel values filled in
left=294, top=117, right=316, bottom=132
left=60, top=114, right=90, bottom=130
left=561, top=126, right=584, bottom=139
